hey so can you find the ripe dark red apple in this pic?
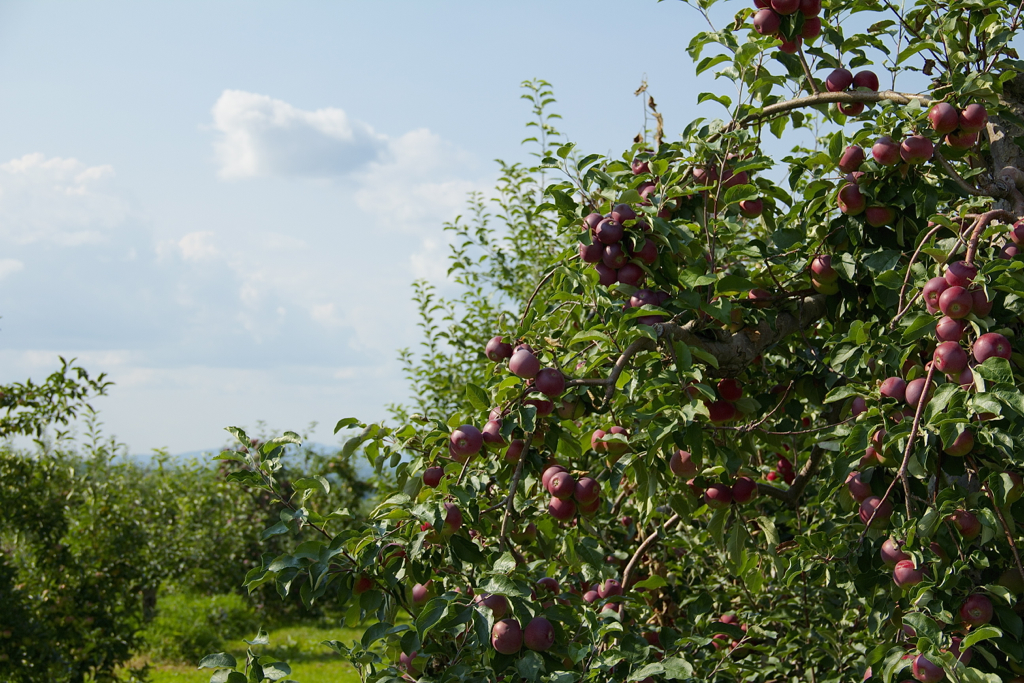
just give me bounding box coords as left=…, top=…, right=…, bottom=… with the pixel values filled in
left=491, top=619, right=523, bottom=654
left=574, top=476, right=600, bottom=504
left=865, top=205, right=895, bottom=227
left=800, top=16, right=821, bottom=39
left=950, top=508, right=980, bottom=539
left=938, top=286, right=972, bottom=319
left=670, top=450, right=698, bottom=477
left=753, top=8, right=782, bottom=34
left=549, top=496, right=576, bottom=520
left=838, top=102, right=865, bottom=116
left=846, top=471, right=872, bottom=501
left=958, top=103, right=988, bottom=133
left=717, top=378, right=743, bottom=402
left=970, top=288, right=992, bottom=317
left=871, top=136, right=900, bottom=166
left=912, top=654, right=944, bottom=683
left=859, top=496, right=892, bottom=528
left=535, top=368, right=566, bottom=397
left=933, top=341, right=968, bottom=375
left=603, top=243, right=628, bottom=269
left=945, top=260, right=977, bottom=287
left=542, top=464, right=567, bottom=489
left=732, top=476, right=758, bottom=504
left=595, top=219, right=624, bottom=245
left=611, top=203, right=636, bottom=224
left=944, top=430, right=975, bottom=457
left=880, top=377, right=907, bottom=401
left=485, top=336, right=514, bottom=362
left=525, top=398, right=553, bottom=416
left=771, top=0, right=799, bottom=13
left=442, top=502, right=463, bottom=535
left=922, top=277, right=949, bottom=314
left=739, top=198, right=763, bottom=217
left=547, top=470, right=577, bottom=500
left=423, top=466, right=444, bottom=488
left=579, top=240, right=603, bottom=263
left=1010, top=221, right=1024, bottom=244
left=779, top=36, right=802, bottom=53
left=799, top=0, right=821, bottom=14
left=852, top=70, right=879, bottom=91
left=708, top=400, right=737, bottom=423
left=584, top=213, right=604, bottom=231
left=935, top=316, right=964, bottom=342
left=630, top=238, right=659, bottom=265
left=523, top=616, right=555, bottom=651
left=598, top=579, right=623, bottom=598
left=826, top=68, right=853, bottom=92
left=811, top=254, right=839, bottom=283
left=705, top=483, right=733, bottom=509
left=476, top=593, right=509, bottom=619
left=928, top=102, right=959, bottom=134
left=595, top=262, right=617, bottom=286
left=893, top=559, right=924, bottom=588
left=900, top=135, right=933, bottom=164
left=959, top=594, right=993, bottom=626
left=974, top=332, right=1012, bottom=363
left=505, top=439, right=525, bottom=463
left=1000, top=243, right=1020, bottom=259
left=905, top=378, right=931, bottom=409
left=748, top=288, right=772, bottom=307
left=838, top=145, right=865, bottom=173
left=851, top=396, right=867, bottom=416
left=536, top=576, right=560, bottom=596
left=946, top=130, right=978, bottom=150
left=353, top=573, right=373, bottom=595
left=482, top=419, right=506, bottom=446
left=451, top=425, right=483, bottom=458
left=837, top=183, right=866, bottom=214
left=881, top=538, right=910, bottom=567
left=616, top=262, right=645, bottom=287
left=510, top=350, right=541, bottom=379
left=631, top=158, right=650, bottom=175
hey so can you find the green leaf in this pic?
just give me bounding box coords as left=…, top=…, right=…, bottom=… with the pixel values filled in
left=661, top=657, right=695, bottom=678
left=450, top=535, right=485, bottom=564
left=333, top=417, right=361, bottom=433
left=974, top=357, right=1014, bottom=385
left=629, top=663, right=666, bottom=681
left=198, top=653, right=237, bottom=670
left=632, top=575, right=668, bottom=590
left=292, top=476, right=329, bottom=496
left=492, top=552, right=517, bottom=574
left=416, top=597, right=448, bottom=637
left=722, top=184, right=758, bottom=206
left=824, top=385, right=861, bottom=404
left=260, top=521, right=291, bottom=541
left=716, top=274, right=755, bottom=295
left=962, top=625, right=1002, bottom=649
left=261, top=663, right=292, bottom=681
left=465, top=383, right=490, bottom=411
left=245, top=628, right=270, bottom=645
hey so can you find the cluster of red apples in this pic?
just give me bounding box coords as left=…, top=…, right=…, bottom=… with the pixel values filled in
left=835, top=101, right=989, bottom=223
left=669, top=448, right=759, bottom=507
left=823, top=67, right=880, bottom=117
left=752, top=0, right=822, bottom=54
left=579, top=204, right=659, bottom=288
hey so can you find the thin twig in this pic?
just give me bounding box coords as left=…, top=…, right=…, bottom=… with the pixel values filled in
left=891, top=223, right=946, bottom=327
left=499, top=432, right=532, bottom=551
left=519, top=266, right=560, bottom=328
left=623, top=513, right=681, bottom=589
left=965, top=209, right=1019, bottom=265
left=797, top=47, right=819, bottom=95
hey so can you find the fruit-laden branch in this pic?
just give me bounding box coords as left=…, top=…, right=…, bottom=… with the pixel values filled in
left=565, top=294, right=829, bottom=390
left=965, top=209, right=1021, bottom=265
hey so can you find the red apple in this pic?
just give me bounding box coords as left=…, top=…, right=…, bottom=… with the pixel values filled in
left=912, top=654, right=943, bottom=683
left=859, top=496, right=892, bottom=528
left=928, top=102, right=960, bottom=134
left=451, top=425, right=483, bottom=458
left=510, top=350, right=541, bottom=379
left=705, top=483, right=733, bottom=508
left=949, top=508, right=980, bottom=539
left=905, top=378, right=931, bottom=409
left=523, top=616, right=555, bottom=651
left=852, top=70, right=879, bottom=91
left=865, top=206, right=895, bottom=227
left=881, top=538, right=910, bottom=567
left=826, top=68, right=853, bottom=92
left=491, top=619, right=523, bottom=654
left=535, top=368, right=566, bottom=397
left=935, top=316, right=965, bottom=342
left=945, top=260, right=977, bottom=287
left=779, top=36, right=802, bottom=53
left=974, top=332, right=1012, bottom=363
left=938, top=285, right=972, bottom=319
left=847, top=472, right=872, bottom=501
left=872, top=136, right=901, bottom=166
left=708, top=401, right=737, bottom=423
left=959, top=594, right=993, bottom=626
left=838, top=145, right=865, bottom=173
left=970, top=288, right=993, bottom=317
left=548, top=497, right=577, bottom=521
left=423, top=466, right=444, bottom=488
left=595, top=262, right=617, bottom=286
left=958, top=103, right=988, bottom=133
left=933, top=341, right=968, bottom=375
left=595, top=219, right=624, bottom=245
left=670, top=450, right=698, bottom=477
left=732, top=476, right=758, bottom=504
left=837, top=183, right=866, bottom=214
left=771, top=0, right=800, bottom=13
left=922, top=277, right=949, bottom=314
left=574, top=476, right=600, bottom=504
left=944, top=430, right=974, bottom=457
left=900, top=135, right=933, bottom=164
left=611, top=203, right=636, bottom=224
left=893, top=559, right=924, bottom=588
left=800, top=16, right=822, bottom=39
left=718, top=378, right=743, bottom=402
left=946, top=130, right=978, bottom=150
left=838, top=102, right=865, bottom=116
left=486, top=336, right=514, bottom=362
left=880, top=376, right=907, bottom=401
left=739, top=198, right=763, bottom=217
left=799, top=0, right=821, bottom=14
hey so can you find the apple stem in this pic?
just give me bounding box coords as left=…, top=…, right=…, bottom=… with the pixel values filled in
left=498, top=432, right=531, bottom=551
left=797, top=48, right=819, bottom=96
left=892, top=223, right=947, bottom=328
left=622, top=513, right=680, bottom=591
left=964, top=208, right=1020, bottom=265
left=860, top=364, right=936, bottom=537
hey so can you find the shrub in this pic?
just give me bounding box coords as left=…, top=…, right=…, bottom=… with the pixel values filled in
left=141, top=592, right=257, bottom=664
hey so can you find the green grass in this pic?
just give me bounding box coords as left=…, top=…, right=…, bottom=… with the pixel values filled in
left=121, top=624, right=364, bottom=683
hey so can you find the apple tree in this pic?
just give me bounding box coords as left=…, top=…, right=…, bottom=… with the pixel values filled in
left=212, top=0, right=1024, bottom=681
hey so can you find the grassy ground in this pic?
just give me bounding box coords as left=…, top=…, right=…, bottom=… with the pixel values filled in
left=120, top=624, right=364, bottom=683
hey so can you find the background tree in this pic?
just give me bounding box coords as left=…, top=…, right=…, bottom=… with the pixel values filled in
left=216, top=0, right=1024, bottom=681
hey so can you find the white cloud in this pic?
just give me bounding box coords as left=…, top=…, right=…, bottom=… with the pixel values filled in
left=0, top=153, right=131, bottom=246
left=0, top=259, right=24, bottom=279
left=177, top=231, right=219, bottom=261
left=211, top=90, right=388, bottom=178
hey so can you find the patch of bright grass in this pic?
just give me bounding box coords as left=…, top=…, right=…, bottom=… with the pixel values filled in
left=117, top=624, right=365, bottom=683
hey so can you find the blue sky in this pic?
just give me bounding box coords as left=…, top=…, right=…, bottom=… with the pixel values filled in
left=0, top=0, right=930, bottom=453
